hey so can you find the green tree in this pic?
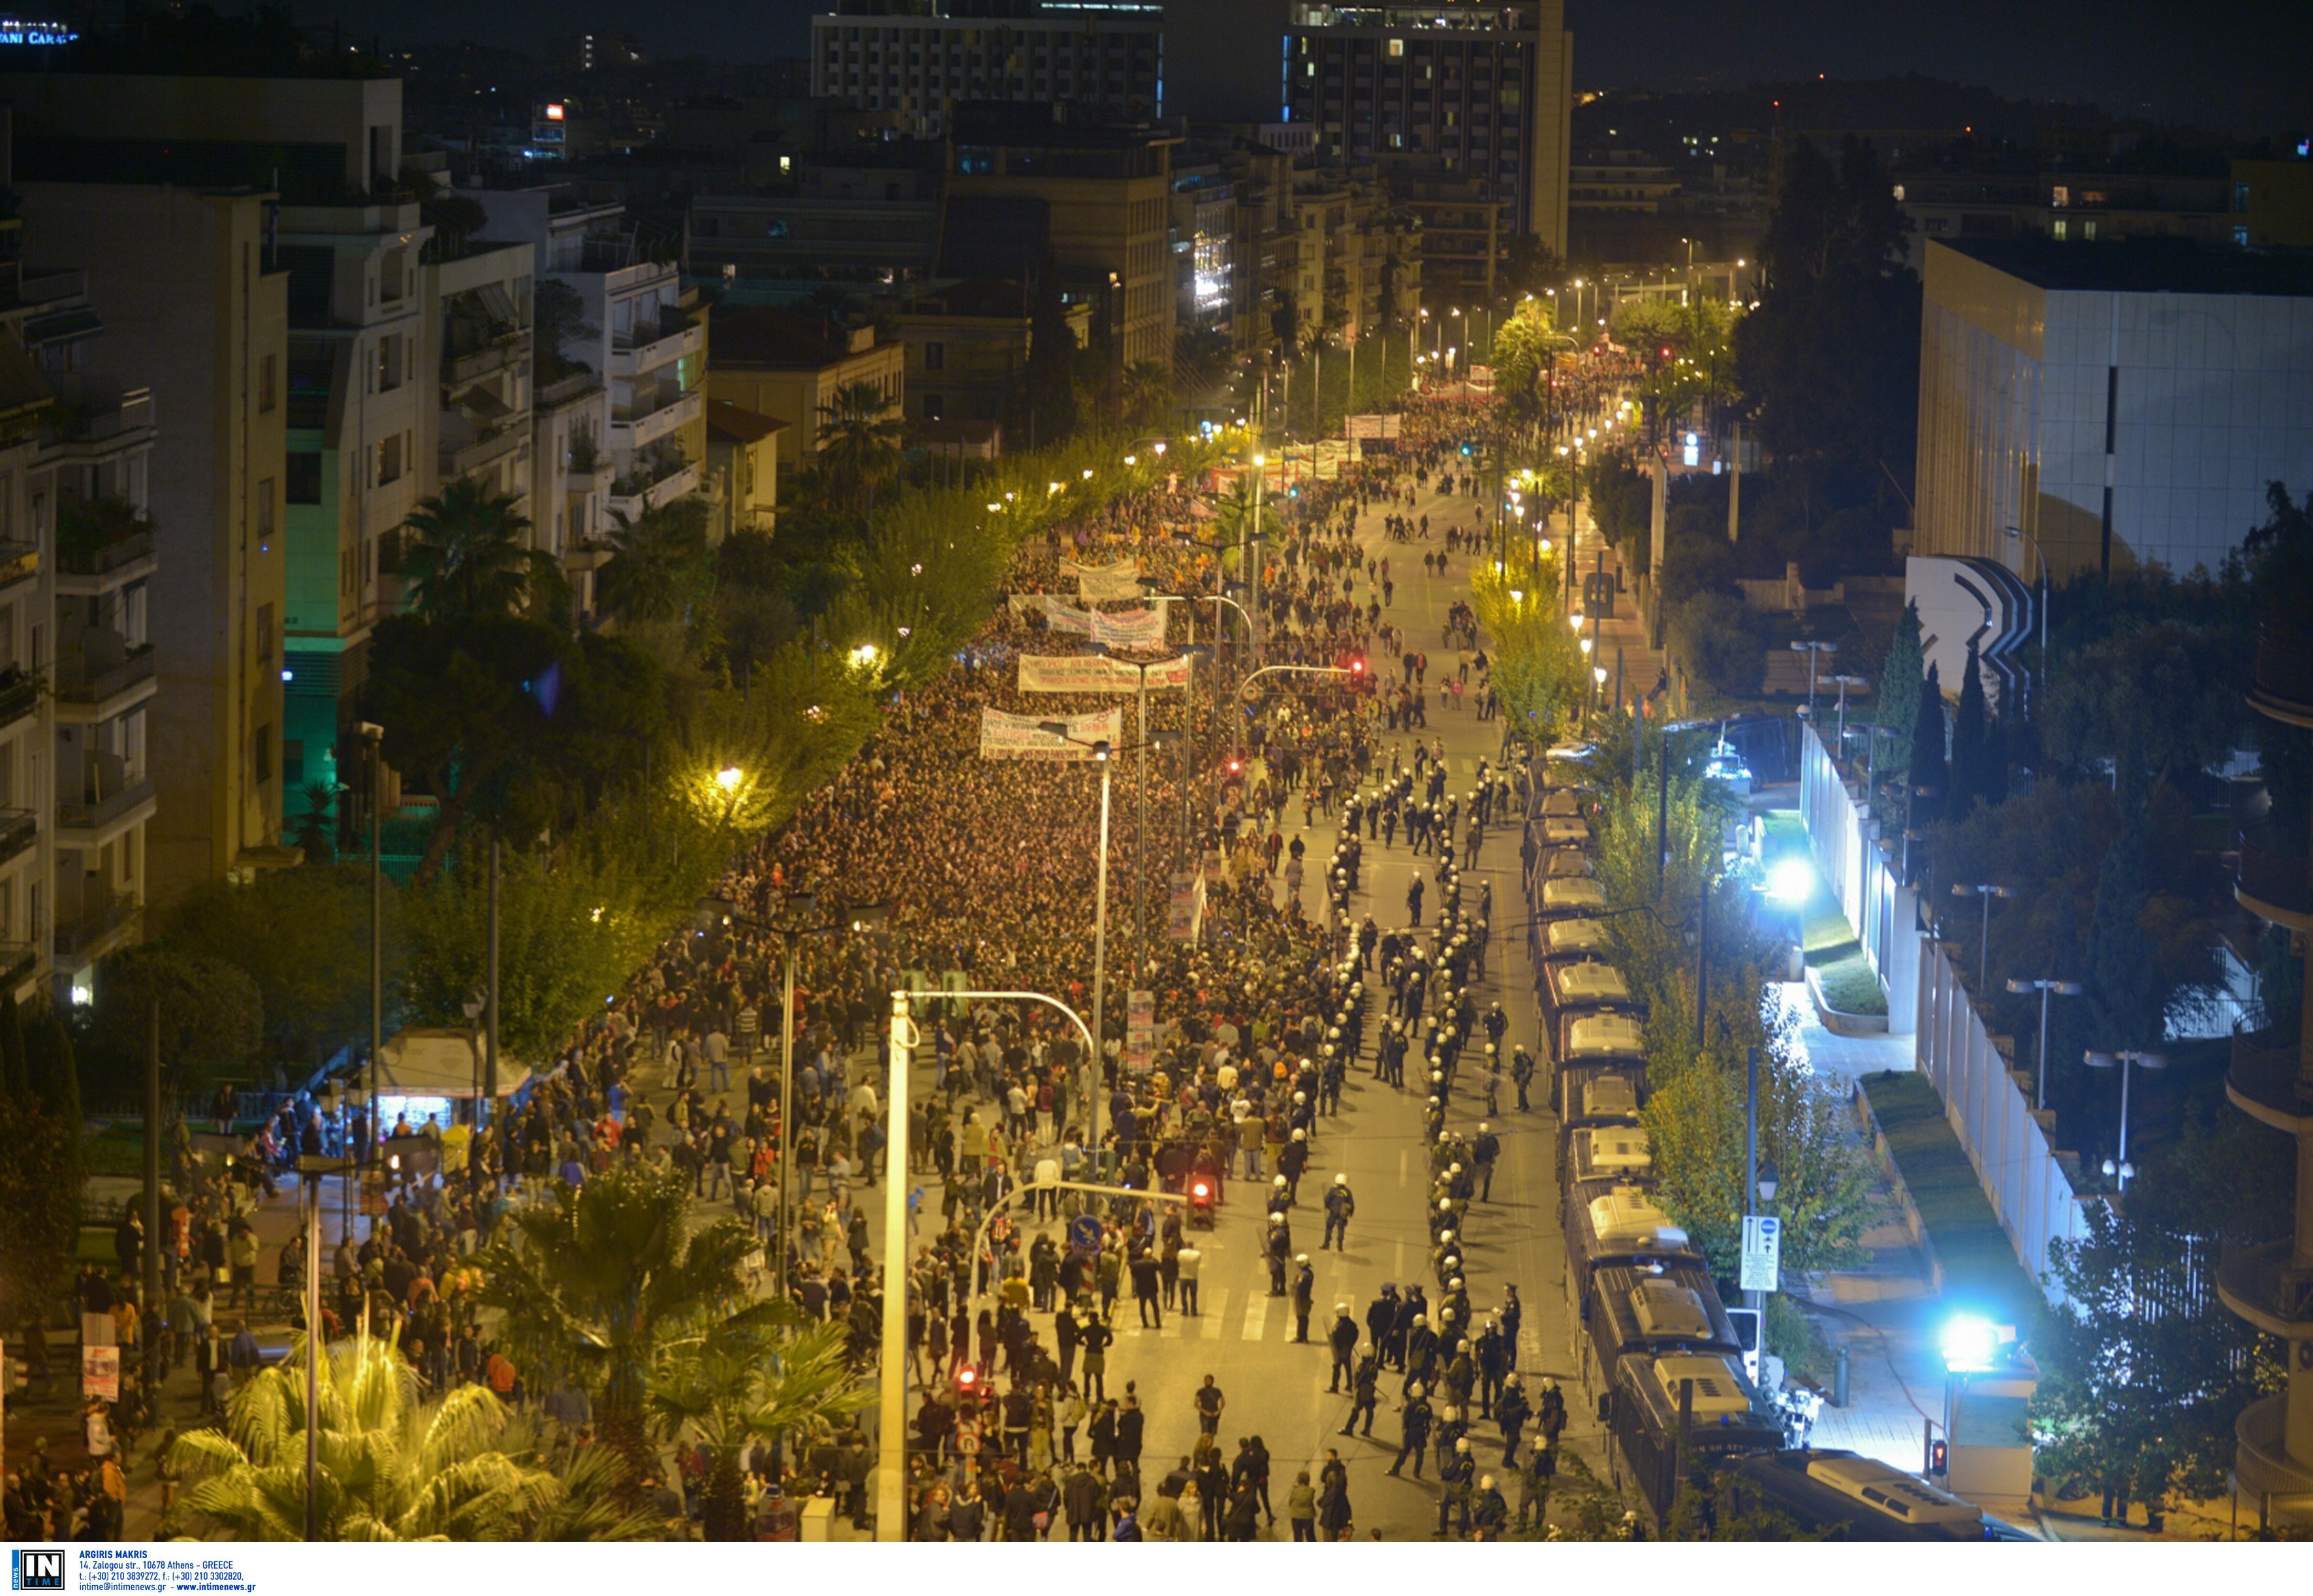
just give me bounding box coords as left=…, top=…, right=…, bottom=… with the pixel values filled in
left=76, top=946, right=264, bottom=1104
left=2033, top=1108, right=2288, bottom=1513
left=167, top=1328, right=662, bottom=1541
left=646, top=1313, right=873, bottom=1540
left=475, top=1165, right=789, bottom=1483
left=598, top=493, right=713, bottom=629
left=1733, top=135, right=1919, bottom=486
left=1872, top=601, right=1925, bottom=804
left=164, top=866, right=403, bottom=1071
left=1120, top=358, right=1172, bottom=430
left=1907, top=661, right=1947, bottom=843
left=1948, top=637, right=1989, bottom=816
left=399, top=479, right=561, bottom=626
left=533, top=278, right=599, bottom=382
left=2083, top=815, right=2165, bottom=1054
left=815, top=379, right=906, bottom=520
left=0, top=1076, right=84, bottom=1336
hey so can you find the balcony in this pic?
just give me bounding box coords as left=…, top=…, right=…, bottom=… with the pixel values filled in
left=2237, top=830, right=2312, bottom=931
left=0, top=942, right=33, bottom=993
left=2217, top=1221, right=2313, bottom=1338
left=445, top=328, right=527, bottom=386
left=2250, top=618, right=2313, bottom=730
left=53, top=642, right=156, bottom=720
left=610, top=307, right=703, bottom=379
left=2227, top=1025, right=2313, bottom=1134
left=58, top=775, right=155, bottom=839
left=606, top=460, right=701, bottom=522
left=57, top=499, right=157, bottom=594
left=610, top=386, right=702, bottom=454
left=2233, top=1394, right=2313, bottom=1524
left=50, top=388, right=155, bottom=463
left=52, top=891, right=138, bottom=962
left=536, top=369, right=603, bottom=413
left=0, top=670, right=34, bottom=730
left=0, top=537, right=36, bottom=592
left=437, top=417, right=528, bottom=482
left=0, top=807, right=34, bottom=866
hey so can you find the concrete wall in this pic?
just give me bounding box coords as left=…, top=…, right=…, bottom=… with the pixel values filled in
left=1797, top=720, right=1922, bottom=1036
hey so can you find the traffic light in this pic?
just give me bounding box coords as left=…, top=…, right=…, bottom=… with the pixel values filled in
left=1460, top=443, right=1473, bottom=458
left=1927, top=1437, right=1948, bottom=1475
left=1348, top=657, right=1366, bottom=676
left=1224, top=752, right=1244, bottom=776
left=955, top=1363, right=981, bottom=1396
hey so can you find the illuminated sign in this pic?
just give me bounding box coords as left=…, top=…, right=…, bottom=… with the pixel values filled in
left=0, top=18, right=75, bottom=44
left=545, top=102, right=566, bottom=120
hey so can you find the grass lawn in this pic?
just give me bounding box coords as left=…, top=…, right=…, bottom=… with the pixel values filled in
left=1861, top=1071, right=2041, bottom=1322
left=1762, top=811, right=1889, bottom=1016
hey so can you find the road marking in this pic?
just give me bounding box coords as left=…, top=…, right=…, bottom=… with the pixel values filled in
left=1160, top=1312, right=1183, bottom=1339
left=1394, top=1240, right=1405, bottom=1281
left=1202, top=1288, right=1229, bottom=1338
left=1243, top=1289, right=1270, bottom=1342
left=1398, top=1148, right=1408, bottom=1187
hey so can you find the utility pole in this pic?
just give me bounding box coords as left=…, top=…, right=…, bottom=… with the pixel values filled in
left=142, top=1001, right=161, bottom=1411
left=484, top=836, right=500, bottom=1123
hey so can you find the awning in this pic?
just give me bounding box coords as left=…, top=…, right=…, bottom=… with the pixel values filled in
left=377, top=1027, right=531, bottom=1099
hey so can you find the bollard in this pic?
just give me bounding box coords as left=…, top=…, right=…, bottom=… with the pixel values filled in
left=1833, top=1344, right=1851, bottom=1409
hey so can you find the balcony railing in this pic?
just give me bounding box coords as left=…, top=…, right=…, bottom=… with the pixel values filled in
left=53, top=891, right=136, bottom=960
left=2251, top=618, right=2313, bottom=729
left=59, top=776, right=154, bottom=834
left=54, top=645, right=155, bottom=706
left=0, top=672, right=34, bottom=728
left=2237, top=832, right=2312, bottom=927
left=0, top=806, right=34, bottom=865
left=0, top=537, right=36, bottom=591
left=0, top=942, right=33, bottom=992
left=57, top=527, right=153, bottom=578
left=55, top=388, right=154, bottom=446
left=2228, top=1024, right=2313, bottom=1123
left=2218, top=1221, right=2313, bottom=1335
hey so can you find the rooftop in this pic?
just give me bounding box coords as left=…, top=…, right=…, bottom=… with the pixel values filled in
left=708, top=304, right=875, bottom=369
left=705, top=398, right=789, bottom=445
left=1938, top=236, right=2313, bottom=297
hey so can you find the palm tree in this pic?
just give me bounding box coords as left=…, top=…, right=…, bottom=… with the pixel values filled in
left=597, top=493, right=712, bottom=628
left=166, top=1327, right=661, bottom=1541
left=1121, top=358, right=1173, bottom=430
left=474, top=1164, right=787, bottom=1488
left=291, top=779, right=339, bottom=861
left=814, top=379, right=905, bottom=521
left=400, top=478, right=559, bottom=625
left=646, top=1312, right=874, bottom=1539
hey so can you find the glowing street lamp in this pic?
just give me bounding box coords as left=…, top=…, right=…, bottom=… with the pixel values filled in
left=2085, top=1049, right=2166, bottom=1189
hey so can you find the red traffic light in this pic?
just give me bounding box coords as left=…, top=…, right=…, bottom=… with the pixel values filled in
left=1928, top=1438, right=1948, bottom=1474
left=1225, top=755, right=1242, bottom=774
left=1349, top=659, right=1366, bottom=675
left=1192, top=1181, right=1210, bottom=1199
left=956, top=1365, right=978, bottom=1389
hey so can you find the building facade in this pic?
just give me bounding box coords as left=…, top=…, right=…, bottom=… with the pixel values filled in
left=1280, top=0, right=1570, bottom=258
left=706, top=306, right=905, bottom=478
left=18, top=182, right=285, bottom=912
left=810, top=6, right=1163, bottom=138
left=1913, top=237, right=2313, bottom=585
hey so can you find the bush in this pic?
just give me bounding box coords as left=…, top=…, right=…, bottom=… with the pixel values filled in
left=1667, top=591, right=1763, bottom=698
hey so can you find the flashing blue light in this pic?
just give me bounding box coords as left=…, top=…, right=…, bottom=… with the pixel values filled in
left=280, top=668, right=294, bottom=682
left=1940, top=1313, right=1999, bottom=1373
left=1766, top=856, right=1814, bottom=904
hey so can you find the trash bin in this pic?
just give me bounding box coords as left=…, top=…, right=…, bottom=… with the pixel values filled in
left=799, top=1495, right=837, bottom=1542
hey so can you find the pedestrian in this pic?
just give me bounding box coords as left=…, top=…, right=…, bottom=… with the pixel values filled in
left=1287, top=1470, right=1317, bottom=1541
left=1193, top=1373, right=1225, bottom=1438
left=1176, top=1240, right=1202, bottom=1316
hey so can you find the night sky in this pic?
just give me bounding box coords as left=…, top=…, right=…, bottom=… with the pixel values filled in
left=302, top=0, right=2310, bottom=137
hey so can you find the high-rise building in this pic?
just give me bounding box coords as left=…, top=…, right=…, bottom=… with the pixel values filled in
left=3, top=71, right=435, bottom=897
left=1912, top=237, right=2313, bottom=584
left=0, top=152, right=165, bottom=1003
left=810, top=1, right=1163, bottom=139
left=1280, top=0, right=1571, bottom=260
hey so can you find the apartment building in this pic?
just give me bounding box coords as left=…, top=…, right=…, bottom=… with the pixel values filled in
left=947, top=106, right=1177, bottom=379
left=17, top=180, right=289, bottom=907
left=1281, top=0, right=1572, bottom=257
left=473, top=187, right=707, bottom=529
left=0, top=202, right=161, bottom=1003
left=706, top=306, right=904, bottom=479
left=810, top=1, right=1163, bottom=138
left=892, top=277, right=1091, bottom=441
left=2, top=69, right=448, bottom=887
left=420, top=241, right=536, bottom=531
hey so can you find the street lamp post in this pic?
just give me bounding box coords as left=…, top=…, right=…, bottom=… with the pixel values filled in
left=2006, top=977, right=2085, bottom=1113
left=1788, top=640, right=1838, bottom=721
left=2084, top=1049, right=2167, bottom=1189
left=1825, top=673, right=1868, bottom=752
left=1951, top=881, right=2016, bottom=992
left=1742, top=1046, right=1780, bottom=1317
left=359, top=721, right=385, bottom=1176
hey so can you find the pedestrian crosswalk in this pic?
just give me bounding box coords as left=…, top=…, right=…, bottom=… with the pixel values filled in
left=1101, top=1283, right=1342, bottom=1344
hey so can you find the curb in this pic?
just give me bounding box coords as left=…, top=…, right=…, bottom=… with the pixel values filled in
left=1806, top=962, right=1889, bottom=1036
left=1848, top=1078, right=1947, bottom=1298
